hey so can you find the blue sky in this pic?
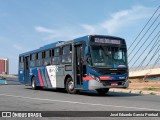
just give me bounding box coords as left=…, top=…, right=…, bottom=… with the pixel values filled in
left=0, top=0, right=159, bottom=74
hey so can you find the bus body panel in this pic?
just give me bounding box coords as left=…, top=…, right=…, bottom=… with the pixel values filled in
left=81, top=65, right=128, bottom=90
left=88, top=79, right=129, bottom=90
left=19, top=69, right=24, bottom=84
left=28, top=65, right=72, bottom=88
left=18, top=35, right=129, bottom=92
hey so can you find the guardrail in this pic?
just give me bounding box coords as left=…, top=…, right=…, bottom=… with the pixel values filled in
left=129, top=67, right=160, bottom=78
left=129, top=64, right=160, bottom=71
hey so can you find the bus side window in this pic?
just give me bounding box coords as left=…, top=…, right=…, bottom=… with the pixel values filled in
left=44, top=50, right=51, bottom=66
left=62, top=45, right=72, bottom=63
left=30, top=53, right=36, bottom=67
left=36, top=52, right=43, bottom=66
left=19, top=56, right=24, bottom=69
left=52, top=48, right=60, bottom=65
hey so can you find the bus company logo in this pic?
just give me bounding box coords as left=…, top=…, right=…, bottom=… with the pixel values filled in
left=49, top=68, right=53, bottom=73
left=50, top=66, right=59, bottom=72
left=55, top=67, right=59, bottom=72
left=2, top=112, right=11, bottom=117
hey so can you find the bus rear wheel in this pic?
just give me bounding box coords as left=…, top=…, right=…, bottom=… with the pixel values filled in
left=31, top=77, right=38, bottom=90
left=96, top=88, right=109, bottom=96
left=66, top=77, right=77, bottom=94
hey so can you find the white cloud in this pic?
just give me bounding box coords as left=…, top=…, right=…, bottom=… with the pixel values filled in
left=101, top=5, right=154, bottom=34
left=13, top=44, right=23, bottom=50
left=81, top=24, right=96, bottom=34
left=35, top=26, right=55, bottom=33
left=35, top=26, right=63, bottom=40
left=34, top=5, right=155, bottom=39
left=34, top=26, right=86, bottom=40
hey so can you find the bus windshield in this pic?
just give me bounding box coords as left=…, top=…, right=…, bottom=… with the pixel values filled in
left=90, top=45, right=127, bottom=68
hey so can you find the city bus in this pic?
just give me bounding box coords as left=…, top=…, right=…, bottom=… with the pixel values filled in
left=18, top=35, right=129, bottom=95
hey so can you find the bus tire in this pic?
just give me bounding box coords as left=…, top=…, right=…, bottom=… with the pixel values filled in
left=31, top=77, right=37, bottom=90
left=96, top=88, right=109, bottom=96
left=66, top=77, right=77, bottom=94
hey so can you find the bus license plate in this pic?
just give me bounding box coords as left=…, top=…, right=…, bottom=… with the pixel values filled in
left=111, top=82, right=118, bottom=86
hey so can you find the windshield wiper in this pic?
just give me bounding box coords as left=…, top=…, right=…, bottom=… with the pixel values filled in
left=100, top=46, right=110, bottom=56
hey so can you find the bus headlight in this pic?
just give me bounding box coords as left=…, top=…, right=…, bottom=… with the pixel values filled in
left=89, top=73, right=95, bottom=79
left=89, top=73, right=100, bottom=82
left=95, top=77, right=100, bottom=82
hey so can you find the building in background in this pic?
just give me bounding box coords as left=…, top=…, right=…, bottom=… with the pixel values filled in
left=0, top=58, right=9, bottom=74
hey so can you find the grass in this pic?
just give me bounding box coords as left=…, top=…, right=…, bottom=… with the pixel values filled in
left=150, top=92, right=156, bottom=95
left=143, top=87, right=158, bottom=91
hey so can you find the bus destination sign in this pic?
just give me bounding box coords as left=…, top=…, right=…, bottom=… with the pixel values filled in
left=94, top=38, right=121, bottom=44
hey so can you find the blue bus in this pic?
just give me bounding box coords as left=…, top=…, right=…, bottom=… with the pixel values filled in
left=18, top=35, right=129, bottom=95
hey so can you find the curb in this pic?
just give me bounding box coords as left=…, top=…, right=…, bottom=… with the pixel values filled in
left=110, top=88, right=160, bottom=95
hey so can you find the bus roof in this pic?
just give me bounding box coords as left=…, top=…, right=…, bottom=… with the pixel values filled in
left=19, top=35, right=125, bottom=56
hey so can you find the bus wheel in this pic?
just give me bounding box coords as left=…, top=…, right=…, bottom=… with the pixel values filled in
left=66, top=77, right=77, bottom=94
left=96, top=88, right=109, bottom=96
left=31, top=77, right=37, bottom=90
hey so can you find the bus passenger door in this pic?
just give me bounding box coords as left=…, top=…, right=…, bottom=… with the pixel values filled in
left=24, top=56, right=30, bottom=85
left=74, top=43, right=83, bottom=87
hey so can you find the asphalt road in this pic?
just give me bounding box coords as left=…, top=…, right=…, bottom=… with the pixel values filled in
left=0, top=84, right=160, bottom=120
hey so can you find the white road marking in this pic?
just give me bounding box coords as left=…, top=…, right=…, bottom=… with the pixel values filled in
left=0, top=93, right=159, bottom=111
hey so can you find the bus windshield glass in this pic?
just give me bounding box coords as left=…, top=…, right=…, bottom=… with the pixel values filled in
left=90, top=45, right=127, bottom=68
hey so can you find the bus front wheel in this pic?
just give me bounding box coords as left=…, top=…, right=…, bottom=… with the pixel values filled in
left=66, top=77, right=77, bottom=94
left=31, top=77, right=37, bottom=90
left=96, top=88, right=109, bottom=96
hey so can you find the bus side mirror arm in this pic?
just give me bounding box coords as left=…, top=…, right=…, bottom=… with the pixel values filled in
left=86, top=57, right=91, bottom=65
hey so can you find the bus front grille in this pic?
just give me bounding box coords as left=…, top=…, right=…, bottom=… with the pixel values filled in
left=92, top=68, right=127, bottom=75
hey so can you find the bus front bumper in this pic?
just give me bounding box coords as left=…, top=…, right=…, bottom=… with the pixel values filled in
left=88, top=79, right=129, bottom=90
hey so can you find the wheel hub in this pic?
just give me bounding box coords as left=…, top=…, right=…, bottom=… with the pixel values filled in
left=68, top=81, right=74, bottom=90
left=32, top=81, right=35, bottom=88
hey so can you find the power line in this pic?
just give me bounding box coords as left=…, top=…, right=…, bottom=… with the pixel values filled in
left=128, top=6, right=160, bottom=51
left=129, top=22, right=160, bottom=64
left=152, top=38, right=160, bottom=68
left=136, top=32, right=160, bottom=69
left=130, top=31, right=160, bottom=68
left=144, top=40, right=160, bottom=68
left=128, top=12, right=160, bottom=57
left=152, top=54, right=160, bottom=68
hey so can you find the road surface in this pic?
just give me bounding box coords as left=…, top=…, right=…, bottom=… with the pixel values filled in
left=0, top=84, right=160, bottom=120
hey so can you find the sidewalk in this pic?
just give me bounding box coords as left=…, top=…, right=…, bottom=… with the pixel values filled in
left=0, top=78, right=20, bottom=85
left=110, top=88, right=160, bottom=95
left=110, top=79, right=160, bottom=95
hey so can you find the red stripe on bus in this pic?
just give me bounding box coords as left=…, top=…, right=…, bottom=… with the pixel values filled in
left=99, top=76, right=111, bottom=80
left=83, top=76, right=93, bottom=81
left=38, top=70, right=44, bottom=86
left=83, top=76, right=111, bottom=81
